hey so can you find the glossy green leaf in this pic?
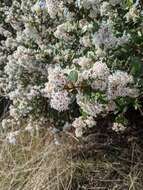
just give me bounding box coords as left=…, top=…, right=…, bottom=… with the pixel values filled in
left=68, top=70, right=78, bottom=83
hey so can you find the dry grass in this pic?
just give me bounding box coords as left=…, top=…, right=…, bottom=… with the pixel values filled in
left=0, top=131, right=77, bottom=190
left=0, top=129, right=143, bottom=190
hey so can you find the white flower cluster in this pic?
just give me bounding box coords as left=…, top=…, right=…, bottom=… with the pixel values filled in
left=82, top=0, right=101, bottom=18
left=50, top=90, right=70, bottom=112
left=90, top=61, right=110, bottom=91
left=46, top=0, right=64, bottom=18
left=44, top=66, right=67, bottom=96
left=43, top=66, right=71, bottom=112
left=107, top=70, right=138, bottom=100
left=92, top=25, right=130, bottom=50
left=54, top=22, right=76, bottom=41
left=73, top=57, right=92, bottom=70
left=72, top=116, right=96, bottom=137
left=112, top=122, right=126, bottom=133
left=76, top=93, right=105, bottom=117
left=78, top=59, right=137, bottom=99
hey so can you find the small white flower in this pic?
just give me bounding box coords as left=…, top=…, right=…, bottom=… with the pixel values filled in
left=82, top=0, right=100, bottom=18
left=6, top=131, right=19, bottom=145
left=85, top=116, right=96, bottom=128
left=25, top=124, right=34, bottom=132
left=125, top=5, right=140, bottom=22
left=46, top=0, right=64, bottom=18
left=72, top=116, right=86, bottom=129
left=50, top=91, right=71, bottom=112
left=100, top=2, right=110, bottom=16
left=109, top=0, right=122, bottom=6
left=96, top=48, right=106, bottom=57
left=75, top=127, right=83, bottom=137
left=63, top=122, right=72, bottom=131
left=1, top=119, right=8, bottom=129
left=112, top=122, right=126, bottom=132
left=73, top=57, right=92, bottom=69
left=54, top=137, right=61, bottom=145
left=92, top=25, right=117, bottom=49
left=72, top=116, right=86, bottom=137
left=32, top=0, right=47, bottom=12
left=92, top=61, right=110, bottom=79
left=80, top=35, right=92, bottom=47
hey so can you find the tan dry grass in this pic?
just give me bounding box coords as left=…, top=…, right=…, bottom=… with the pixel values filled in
left=0, top=130, right=143, bottom=190
left=0, top=131, right=77, bottom=190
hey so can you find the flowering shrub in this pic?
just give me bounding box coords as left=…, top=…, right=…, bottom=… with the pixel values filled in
left=0, top=0, right=143, bottom=142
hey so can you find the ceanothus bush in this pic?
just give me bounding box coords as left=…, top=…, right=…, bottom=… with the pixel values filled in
left=0, top=0, right=143, bottom=143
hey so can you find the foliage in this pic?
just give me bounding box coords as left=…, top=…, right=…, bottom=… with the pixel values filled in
left=0, top=0, right=143, bottom=142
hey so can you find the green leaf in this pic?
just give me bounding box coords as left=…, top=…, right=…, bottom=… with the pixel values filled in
left=68, top=70, right=78, bottom=83
left=81, top=110, right=88, bottom=118
left=123, top=0, right=133, bottom=7
left=133, top=99, right=142, bottom=110
left=130, top=57, right=142, bottom=77
left=115, top=115, right=128, bottom=125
